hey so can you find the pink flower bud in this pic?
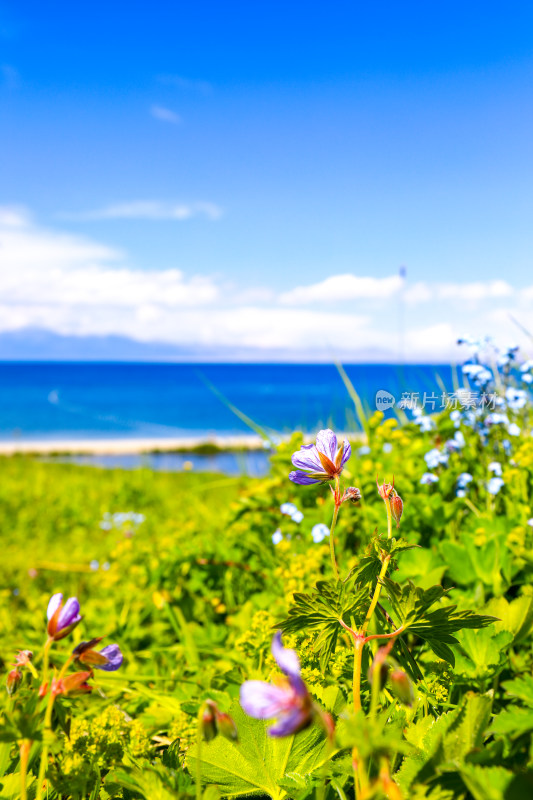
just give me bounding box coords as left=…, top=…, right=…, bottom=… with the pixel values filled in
left=6, top=668, right=22, bottom=696
left=390, top=490, right=403, bottom=528
left=367, top=647, right=390, bottom=691
left=376, top=476, right=394, bottom=500
left=200, top=701, right=218, bottom=742
left=216, top=711, right=239, bottom=742
left=389, top=669, right=415, bottom=706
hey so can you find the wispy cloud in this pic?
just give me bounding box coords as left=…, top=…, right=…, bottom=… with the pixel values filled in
left=279, top=274, right=403, bottom=304
left=1, top=64, right=19, bottom=90
left=406, top=279, right=514, bottom=304
left=60, top=201, right=223, bottom=222
left=150, top=104, right=181, bottom=124
left=157, top=74, right=212, bottom=94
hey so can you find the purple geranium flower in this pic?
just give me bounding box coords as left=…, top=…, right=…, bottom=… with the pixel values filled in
left=47, top=593, right=82, bottom=641
left=289, top=429, right=351, bottom=486
left=240, top=632, right=313, bottom=736
left=72, top=638, right=124, bottom=671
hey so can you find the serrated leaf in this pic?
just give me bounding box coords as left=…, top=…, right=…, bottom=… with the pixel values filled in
left=0, top=773, right=35, bottom=799
left=186, top=700, right=330, bottom=798
left=484, top=595, right=533, bottom=644
left=277, top=579, right=367, bottom=669
left=501, top=674, right=533, bottom=707
left=454, top=629, right=513, bottom=678
left=491, top=707, right=533, bottom=738
left=396, top=693, right=492, bottom=792
left=461, top=764, right=533, bottom=800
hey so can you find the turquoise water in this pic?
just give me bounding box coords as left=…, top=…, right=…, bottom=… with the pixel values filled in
left=0, top=362, right=454, bottom=440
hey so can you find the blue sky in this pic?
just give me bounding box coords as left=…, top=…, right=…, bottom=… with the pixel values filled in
left=1, top=1, right=533, bottom=360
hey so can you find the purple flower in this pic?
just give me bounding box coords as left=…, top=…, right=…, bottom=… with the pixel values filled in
left=289, top=429, right=351, bottom=486
left=47, top=593, right=82, bottom=641
left=240, top=632, right=313, bottom=737
left=73, top=639, right=123, bottom=671
left=420, top=472, right=439, bottom=485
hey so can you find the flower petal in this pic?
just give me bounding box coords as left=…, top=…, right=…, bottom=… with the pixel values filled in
left=289, top=471, right=322, bottom=485
left=268, top=706, right=312, bottom=737
left=57, top=597, right=81, bottom=631
left=272, top=631, right=300, bottom=677
left=291, top=445, right=323, bottom=472
left=315, top=429, right=337, bottom=461
left=97, top=644, right=123, bottom=671
left=47, top=593, right=63, bottom=621
left=240, top=680, right=289, bottom=718
left=340, top=439, right=351, bottom=468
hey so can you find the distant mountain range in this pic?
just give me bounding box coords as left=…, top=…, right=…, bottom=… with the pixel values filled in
left=0, top=328, right=407, bottom=363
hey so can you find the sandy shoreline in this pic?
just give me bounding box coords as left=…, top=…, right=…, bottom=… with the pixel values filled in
left=0, top=435, right=268, bottom=455
left=0, top=431, right=362, bottom=456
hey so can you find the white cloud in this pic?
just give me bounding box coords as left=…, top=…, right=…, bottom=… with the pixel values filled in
left=61, top=200, right=223, bottom=221
left=0, top=209, right=219, bottom=336
left=1, top=208, right=531, bottom=360
left=406, top=279, right=514, bottom=305
left=0, top=205, right=30, bottom=227
left=279, top=274, right=403, bottom=304
left=150, top=104, right=181, bottom=124
left=157, top=74, right=212, bottom=94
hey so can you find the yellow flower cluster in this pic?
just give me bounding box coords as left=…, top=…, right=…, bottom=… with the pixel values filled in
left=273, top=540, right=329, bottom=600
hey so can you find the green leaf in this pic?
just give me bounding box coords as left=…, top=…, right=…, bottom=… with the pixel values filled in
left=0, top=773, right=35, bottom=800
left=458, top=765, right=516, bottom=800
left=396, top=693, right=492, bottom=792
left=381, top=578, right=497, bottom=662
left=277, top=579, right=367, bottom=670
left=454, top=629, right=513, bottom=679
left=491, top=707, right=533, bottom=738
left=186, top=700, right=330, bottom=799
left=501, top=674, right=533, bottom=707
left=484, top=595, right=533, bottom=644
left=337, top=709, right=412, bottom=762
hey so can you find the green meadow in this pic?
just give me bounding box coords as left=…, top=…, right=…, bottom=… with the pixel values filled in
left=2, top=382, right=533, bottom=799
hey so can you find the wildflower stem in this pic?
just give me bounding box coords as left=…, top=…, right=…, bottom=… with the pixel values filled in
left=364, top=626, right=404, bottom=644
left=329, top=502, right=340, bottom=580
left=40, top=637, right=53, bottom=688
left=361, top=555, right=391, bottom=637
left=352, top=636, right=364, bottom=713
left=385, top=497, right=393, bottom=539
left=35, top=688, right=56, bottom=800
left=195, top=710, right=203, bottom=800
left=19, top=740, right=30, bottom=800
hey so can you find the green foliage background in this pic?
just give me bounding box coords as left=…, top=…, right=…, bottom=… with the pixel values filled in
left=1, top=402, right=533, bottom=798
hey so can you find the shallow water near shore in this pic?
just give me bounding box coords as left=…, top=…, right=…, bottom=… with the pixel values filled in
left=42, top=449, right=272, bottom=476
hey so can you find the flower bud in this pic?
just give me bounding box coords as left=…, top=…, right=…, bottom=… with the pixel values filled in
left=376, top=476, right=394, bottom=500
left=390, top=490, right=403, bottom=528
left=6, top=668, right=22, bottom=696
left=200, top=701, right=218, bottom=742
left=342, top=487, right=362, bottom=504
left=52, top=671, right=93, bottom=697
left=14, top=650, right=33, bottom=668
left=216, top=711, right=239, bottom=742
left=389, top=669, right=415, bottom=706
left=367, top=648, right=390, bottom=691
